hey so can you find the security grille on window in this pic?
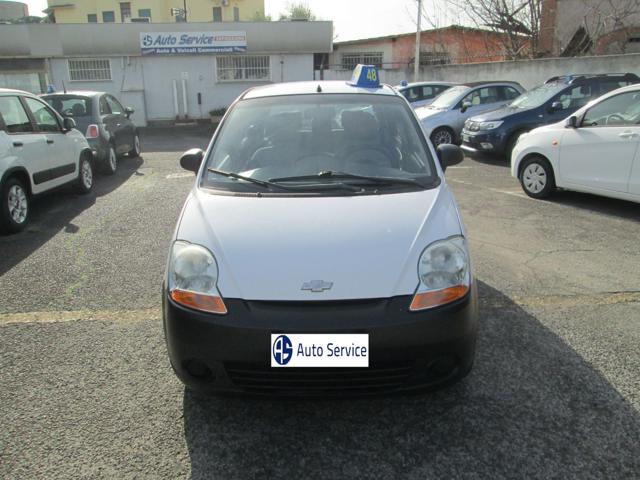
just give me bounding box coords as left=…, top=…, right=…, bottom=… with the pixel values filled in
left=341, top=52, right=383, bottom=70
left=217, top=56, right=270, bottom=82
left=68, top=59, right=112, bottom=81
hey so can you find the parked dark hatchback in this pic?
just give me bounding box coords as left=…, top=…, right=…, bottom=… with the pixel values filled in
left=460, top=73, right=640, bottom=157
left=42, top=91, right=141, bottom=174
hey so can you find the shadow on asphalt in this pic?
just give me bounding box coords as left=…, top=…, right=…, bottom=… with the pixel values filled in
left=466, top=152, right=511, bottom=167
left=548, top=190, right=640, bottom=222
left=0, top=156, right=143, bottom=277
left=140, top=125, right=216, bottom=154
left=181, top=282, right=640, bottom=478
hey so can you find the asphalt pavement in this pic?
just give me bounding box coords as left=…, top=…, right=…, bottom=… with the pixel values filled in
left=1, top=127, right=639, bottom=479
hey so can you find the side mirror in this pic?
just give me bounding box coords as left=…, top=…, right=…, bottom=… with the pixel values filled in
left=565, top=115, right=578, bottom=128
left=460, top=101, right=471, bottom=113
left=180, top=148, right=204, bottom=173
left=550, top=101, right=563, bottom=113
left=436, top=144, right=464, bottom=172
left=62, top=117, right=76, bottom=132
left=124, top=106, right=134, bottom=118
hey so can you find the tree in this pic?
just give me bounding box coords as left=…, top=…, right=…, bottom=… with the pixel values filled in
left=252, top=11, right=273, bottom=21
left=8, top=15, right=48, bottom=24
left=442, top=0, right=541, bottom=59
left=579, top=0, right=640, bottom=55
left=279, top=2, right=317, bottom=21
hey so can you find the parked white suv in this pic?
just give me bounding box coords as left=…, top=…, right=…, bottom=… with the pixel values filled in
left=512, top=83, right=640, bottom=204
left=0, top=88, right=94, bottom=233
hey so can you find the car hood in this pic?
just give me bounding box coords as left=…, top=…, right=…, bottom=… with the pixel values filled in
left=468, top=105, right=523, bottom=123
left=175, top=186, right=464, bottom=301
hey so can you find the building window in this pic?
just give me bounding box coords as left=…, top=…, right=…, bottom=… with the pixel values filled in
left=217, top=56, right=270, bottom=82
left=341, top=52, right=383, bottom=70
left=234, top=6, right=240, bottom=22
left=138, top=8, right=151, bottom=20
left=213, top=6, right=222, bottom=22
left=87, top=13, right=97, bottom=23
left=120, top=2, right=131, bottom=22
left=102, top=11, right=115, bottom=22
left=68, top=59, right=112, bottom=82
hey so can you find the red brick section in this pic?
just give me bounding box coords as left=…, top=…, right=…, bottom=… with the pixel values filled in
left=539, top=0, right=559, bottom=56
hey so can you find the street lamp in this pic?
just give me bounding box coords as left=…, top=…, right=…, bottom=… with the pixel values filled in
left=170, top=1, right=187, bottom=21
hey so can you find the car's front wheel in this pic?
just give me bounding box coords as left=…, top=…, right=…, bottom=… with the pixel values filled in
left=431, top=127, right=454, bottom=147
left=76, top=155, right=94, bottom=194
left=129, top=133, right=141, bottom=157
left=519, top=156, right=556, bottom=199
left=1, top=177, right=30, bottom=234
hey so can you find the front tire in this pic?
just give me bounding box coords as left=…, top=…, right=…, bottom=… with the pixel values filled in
left=76, top=156, right=94, bottom=194
left=1, top=177, right=30, bottom=234
left=129, top=133, right=141, bottom=157
left=519, top=156, right=556, bottom=199
left=431, top=127, right=454, bottom=147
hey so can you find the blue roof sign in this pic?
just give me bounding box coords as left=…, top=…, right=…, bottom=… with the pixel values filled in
left=348, top=64, right=381, bottom=88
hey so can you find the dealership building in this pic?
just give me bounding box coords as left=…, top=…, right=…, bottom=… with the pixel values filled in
left=0, top=22, right=333, bottom=126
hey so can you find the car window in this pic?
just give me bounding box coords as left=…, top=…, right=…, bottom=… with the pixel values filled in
left=431, top=86, right=469, bottom=109
left=99, top=96, right=111, bottom=115
left=599, top=80, right=635, bottom=95
left=582, top=91, right=640, bottom=127
left=0, top=96, right=33, bottom=133
left=24, top=97, right=60, bottom=132
left=555, top=85, right=593, bottom=110
left=202, top=94, right=437, bottom=193
left=463, top=87, right=501, bottom=106
left=45, top=96, right=92, bottom=118
left=402, top=87, right=421, bottom=101
left=501, top=86, right=521, bottom=101
left=105, top=96, right=123, bottom=115
left=509, top=82, right=568, bottom=109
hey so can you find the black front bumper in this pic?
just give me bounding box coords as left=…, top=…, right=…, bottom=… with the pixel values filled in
left=461, top=130, right=508, bottom=155
left=163, top=284, right=478, bottom=396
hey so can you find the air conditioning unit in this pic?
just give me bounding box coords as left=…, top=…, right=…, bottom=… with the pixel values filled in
left=222, top=0, right=229, bottom=6
left=131, top=17, right=150, bottom=23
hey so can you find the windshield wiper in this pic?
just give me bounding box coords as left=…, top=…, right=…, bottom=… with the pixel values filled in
left=207, top=168, right=282, bottom=190
left=207, top=168, right=361, bottom=192
left=270, top=171, right=427, bottom=188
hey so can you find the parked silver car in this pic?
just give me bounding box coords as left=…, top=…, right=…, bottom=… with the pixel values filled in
left=416, top=81, right=524, bottom=146
left=396, top=81, right=456, bottom=109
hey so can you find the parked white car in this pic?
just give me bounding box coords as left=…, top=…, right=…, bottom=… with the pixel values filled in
left=396, top=81, right=455, bottom=109
left=0, top=88, right=94, bottom=233
left=512, top=84, right=640, bottom=204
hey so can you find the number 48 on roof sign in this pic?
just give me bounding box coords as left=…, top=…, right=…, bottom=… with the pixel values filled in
left=348, top=64, right=381, bottom=89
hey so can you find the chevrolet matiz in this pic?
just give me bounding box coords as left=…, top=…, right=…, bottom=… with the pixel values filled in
left=163, top=66, right=478, bottom=396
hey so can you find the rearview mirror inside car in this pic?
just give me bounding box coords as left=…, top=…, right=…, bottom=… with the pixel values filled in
left=565, top=115, right=578, bottom=128
left=62, top=117, right=76, bottom=132
left=436, top=144, right=464, bottom=172
left=180, top=148, right=204, bottom=173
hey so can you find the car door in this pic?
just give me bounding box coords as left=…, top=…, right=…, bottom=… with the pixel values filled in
left=454, top=86, right=502, bottom=133
left=22, top=96, right=77, bottom=189
left=0, top=95, right=51, bottom=194
left=104, top=95, right=132, bottom=154
left=559, top=90, right=640, bottom=193
left=547, top=84, right=595, bottom=125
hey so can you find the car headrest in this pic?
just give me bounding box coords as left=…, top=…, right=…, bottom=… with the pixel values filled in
left=340, top=110, right=379, bottom=140
left=71, top=103, right=86, bottom=116
left=266, top=112, right=302, bottom=143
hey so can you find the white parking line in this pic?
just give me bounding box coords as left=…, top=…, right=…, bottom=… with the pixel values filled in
left=449, top=179, right=531, bottom=200
left=166, top=172, right=194, bottom=179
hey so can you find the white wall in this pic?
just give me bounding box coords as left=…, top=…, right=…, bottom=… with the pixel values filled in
left=49, top=53, right=314, bottom=125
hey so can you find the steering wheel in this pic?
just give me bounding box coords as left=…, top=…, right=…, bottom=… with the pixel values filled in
left=295, top=152, right=335, bottom=163
left=605, top=114, right=625, bottom=125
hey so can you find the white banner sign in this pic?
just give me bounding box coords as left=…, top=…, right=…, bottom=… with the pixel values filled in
left=140, top=31, right=247, bottom=55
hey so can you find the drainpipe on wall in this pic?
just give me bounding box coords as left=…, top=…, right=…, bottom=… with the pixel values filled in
left=181, top=78, right=188, bottom=119
left=172, top=79, right=179, bottom=119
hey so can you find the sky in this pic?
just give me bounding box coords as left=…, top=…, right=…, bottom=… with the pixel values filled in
left=21, top=0, right=462, bottom=42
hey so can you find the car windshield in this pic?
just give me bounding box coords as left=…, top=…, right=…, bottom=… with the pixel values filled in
left=429, top=86, right=469, bottom=109
left=201, top=93, right=438, bottom=194
left=508, top=82, right=567, bottom=109
left=44, top=96, right=92, bottom=117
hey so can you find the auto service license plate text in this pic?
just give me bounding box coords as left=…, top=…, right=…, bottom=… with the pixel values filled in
left=271, top=334, right=369, bottom=367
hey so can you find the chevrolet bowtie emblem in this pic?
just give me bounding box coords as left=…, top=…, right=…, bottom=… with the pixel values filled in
left=301, top=280, right=333, bottom=292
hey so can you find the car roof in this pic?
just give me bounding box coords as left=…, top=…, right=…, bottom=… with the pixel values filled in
left=396, top=81, right=456, bottom=89
left=0, top=87, right=37, bottom=96
left=42, top=91, right=105, bottom=98
left=545, top=73, right=640, bottom=85
left=242, top=81, right=400, bottom=100
left=459, top=81, right=522, bottom=88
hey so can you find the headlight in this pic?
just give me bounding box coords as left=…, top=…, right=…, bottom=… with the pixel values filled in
left=478, top=121, right=503, bottom=130
left=409, top=236, right=470, bottom=311
left=168, top=241, right=227, bottom=314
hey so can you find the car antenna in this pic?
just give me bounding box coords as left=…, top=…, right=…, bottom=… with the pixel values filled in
left=62, top=80, right=67, bottom=94
left=316, top=84, right=322, bottom=93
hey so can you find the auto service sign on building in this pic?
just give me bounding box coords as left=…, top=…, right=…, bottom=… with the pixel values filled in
left=140, top=31, right=247, bottom=55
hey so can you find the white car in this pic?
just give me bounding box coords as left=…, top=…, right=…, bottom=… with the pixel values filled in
left=0, top=88, right=94, bottom=233
left=512, top=83, right=640, bottom=203
left=163, top=65, right=478, bottom=396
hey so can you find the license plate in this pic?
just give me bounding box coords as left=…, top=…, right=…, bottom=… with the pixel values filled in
left=271, top=334, right=369, bottom=367
left=462, top=133, right=470, bottom=142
